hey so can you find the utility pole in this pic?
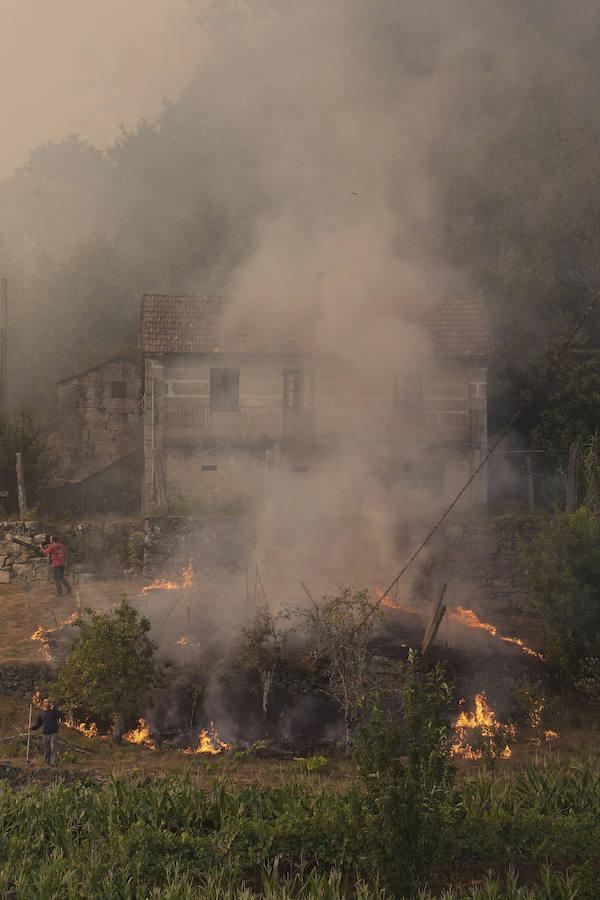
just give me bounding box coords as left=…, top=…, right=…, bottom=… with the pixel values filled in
left=0, top=278, right=7, bottom=414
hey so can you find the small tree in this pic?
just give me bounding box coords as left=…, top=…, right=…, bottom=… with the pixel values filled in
left=522, top=508, right=600, bottom=676
left=299, top=587, right=381, bottom=750
left=54, top=597, right=160, bottom=742
left=353, top=651, right=455, bottom=895
left=239, top=605, right=289, bottom=726
left=0, top=411, right=53, bottom=508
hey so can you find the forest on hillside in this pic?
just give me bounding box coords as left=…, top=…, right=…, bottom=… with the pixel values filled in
left=2, top=0, right=600, bottom=474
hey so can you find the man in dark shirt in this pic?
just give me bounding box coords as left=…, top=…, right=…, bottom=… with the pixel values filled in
left=30, top=698, right=63, bottom=765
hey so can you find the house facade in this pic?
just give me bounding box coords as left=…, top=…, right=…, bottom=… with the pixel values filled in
left=139, top=295, right=491, bottom=515
left=50, top=355, right=143, bottom=514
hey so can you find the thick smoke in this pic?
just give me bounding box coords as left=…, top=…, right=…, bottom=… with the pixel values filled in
left=2, top=3, right=600, bottom=615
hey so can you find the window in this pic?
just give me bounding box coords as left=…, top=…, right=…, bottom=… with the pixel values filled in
left=110, top=381, right=127, bottom=399
left=283, top=370, right=312, bottom=410
left=210, top=368, right=239, bottom=412
left=393, top=372, right=423, bottom=414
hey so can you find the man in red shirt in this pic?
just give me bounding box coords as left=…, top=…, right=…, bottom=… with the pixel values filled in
left=41, top=536, right=73, bottom=596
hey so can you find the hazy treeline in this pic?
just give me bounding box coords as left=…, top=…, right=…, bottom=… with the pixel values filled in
left=2, top=0, right=600, bottom=449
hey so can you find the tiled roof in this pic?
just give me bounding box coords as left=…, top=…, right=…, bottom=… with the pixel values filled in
left=140, top=294, right=492, bottom=359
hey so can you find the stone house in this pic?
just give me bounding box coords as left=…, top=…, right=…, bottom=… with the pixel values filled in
left=139, top=294, right=492, bottom=515
left=50, top=355, right=143, bottom=514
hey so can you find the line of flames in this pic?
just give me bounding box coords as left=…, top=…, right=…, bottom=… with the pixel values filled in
left=30, top=611, right=80, bottom=660
left=181, top=722, right=231, bottom=755
left=374, top=588, right=543, bottom=660
left=143, top=559, right=195, bottom=594
left=451, top=606, right=544, bottom=660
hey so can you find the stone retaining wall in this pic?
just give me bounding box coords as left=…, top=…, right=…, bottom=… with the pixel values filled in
left=0, top=662, right=54, bottom=696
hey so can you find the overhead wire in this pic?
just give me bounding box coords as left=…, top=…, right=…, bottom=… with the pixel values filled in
left=357, top=292, right=600, bottom=629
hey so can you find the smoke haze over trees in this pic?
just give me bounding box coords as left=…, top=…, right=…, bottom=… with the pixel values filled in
left=2, top=0, right=600, bottom=455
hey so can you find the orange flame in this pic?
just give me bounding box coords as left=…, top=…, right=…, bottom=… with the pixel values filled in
left=124, top=718, right=157, bottom=750
left=30, top=626, right=52, bottom=660
left=374, top=587, right=422, bottom=616
left=450, top=607, right=544, bottom=660
left=181, top=722, right=231, bottom=755
left=142, top=579, right=179, bottom=594
left=30, top=612, right=79, bottom=660
left=544, top=729, right=559, bottom=742
left=176, top=635, right=189, bottom=646
left=451, top=692, right=516, bottom=760
left=143, top=560, right=195, bottom=594
left=182, top=559, right=194, bottom=590
left=66, top=720, right=99, bottom=739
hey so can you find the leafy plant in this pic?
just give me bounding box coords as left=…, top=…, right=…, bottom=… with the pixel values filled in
left=54, top=596, right=161, bottom=742
left=521, top=508, right=600, bottom=675
left=0, top=411, right=53, bottom=508
left=298, top=587, right=382, bottom=750
left=353, top=651, right=455, bottom=895
left=239, top=605, right=290, bottom=726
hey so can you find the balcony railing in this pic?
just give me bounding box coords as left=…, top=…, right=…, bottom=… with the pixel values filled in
left=161, top=403, right=473, bottom=443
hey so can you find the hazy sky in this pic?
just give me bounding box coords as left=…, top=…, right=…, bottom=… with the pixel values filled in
left=0, top=0, right=204, bottom=176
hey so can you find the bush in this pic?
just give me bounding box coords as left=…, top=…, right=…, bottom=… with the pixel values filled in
left=352, top=651, right=456, bottom=895
left=54, top=597, right=161, bottom=742
left=0, top=411, right=53, bottom=509
left=522, top=509, right=600, bottom=675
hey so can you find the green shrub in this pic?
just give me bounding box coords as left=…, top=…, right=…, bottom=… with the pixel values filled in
left=522, top=509, right=600, bottom=675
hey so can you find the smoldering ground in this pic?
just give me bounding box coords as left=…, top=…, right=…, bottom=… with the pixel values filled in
left=2, top=0, right=591, bottom=744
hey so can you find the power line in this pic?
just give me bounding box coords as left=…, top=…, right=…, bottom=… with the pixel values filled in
left=361, top=293, right=600, bottom=627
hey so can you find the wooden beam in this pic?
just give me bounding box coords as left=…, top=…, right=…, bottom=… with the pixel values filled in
left=421, top=583, right=448, bottom=656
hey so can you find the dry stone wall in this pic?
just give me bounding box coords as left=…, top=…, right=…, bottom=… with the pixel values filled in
left=0, top=662, right=53, bottom=696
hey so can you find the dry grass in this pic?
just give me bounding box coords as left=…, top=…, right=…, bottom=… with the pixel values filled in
left=0, top=577, right=146, bottom=662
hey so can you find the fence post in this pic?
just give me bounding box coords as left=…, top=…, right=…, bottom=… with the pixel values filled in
left=526, top=454, right=535, bottom=513
left=566, top=442, right=578, bottom=513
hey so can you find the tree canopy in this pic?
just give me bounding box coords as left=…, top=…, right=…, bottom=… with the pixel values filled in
left=54, top=598, right=160, bottom=742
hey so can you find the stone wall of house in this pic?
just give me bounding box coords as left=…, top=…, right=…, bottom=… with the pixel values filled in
left=59, top=356, right=142, bottom=482
left=143, top=353, right=488, bottom=514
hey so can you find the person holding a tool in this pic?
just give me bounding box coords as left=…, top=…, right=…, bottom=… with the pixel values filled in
left=40, top=535, right=72, bottom=597
left=29, top=698, right=63, bottom=766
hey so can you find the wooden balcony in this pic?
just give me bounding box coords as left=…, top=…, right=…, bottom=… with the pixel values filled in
left=161, top=403, right=473, bottom=444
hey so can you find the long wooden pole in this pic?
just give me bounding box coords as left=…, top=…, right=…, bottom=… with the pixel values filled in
left=25, top=704, right=32, bottom=765
left=526, top=454, right=535, bottom=513
left=16, top=451, right=27, bottom=518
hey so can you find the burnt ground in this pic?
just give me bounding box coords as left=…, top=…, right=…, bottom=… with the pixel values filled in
left=0, top=577, right=598, bottom=783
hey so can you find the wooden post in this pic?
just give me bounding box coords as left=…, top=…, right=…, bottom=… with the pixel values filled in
left=421, top=584, right=448, bottom=656
left=25, top=704, right=32, bottom=765
left=16, top=452, right=27, bottom=518
left=526, top=454, right=535, bottom=513
left=256, top=564, right=268, bottom=604
left=566, top=442, right=578, bottom=513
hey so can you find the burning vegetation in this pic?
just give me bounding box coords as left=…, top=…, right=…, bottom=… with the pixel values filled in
left=143, top=560, right=194, bottom=595
left=181, top=723, right=231, bottom=756
left=124, top=719, right=157, bottom=750
left=451, top=693, right=516, bottom=762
